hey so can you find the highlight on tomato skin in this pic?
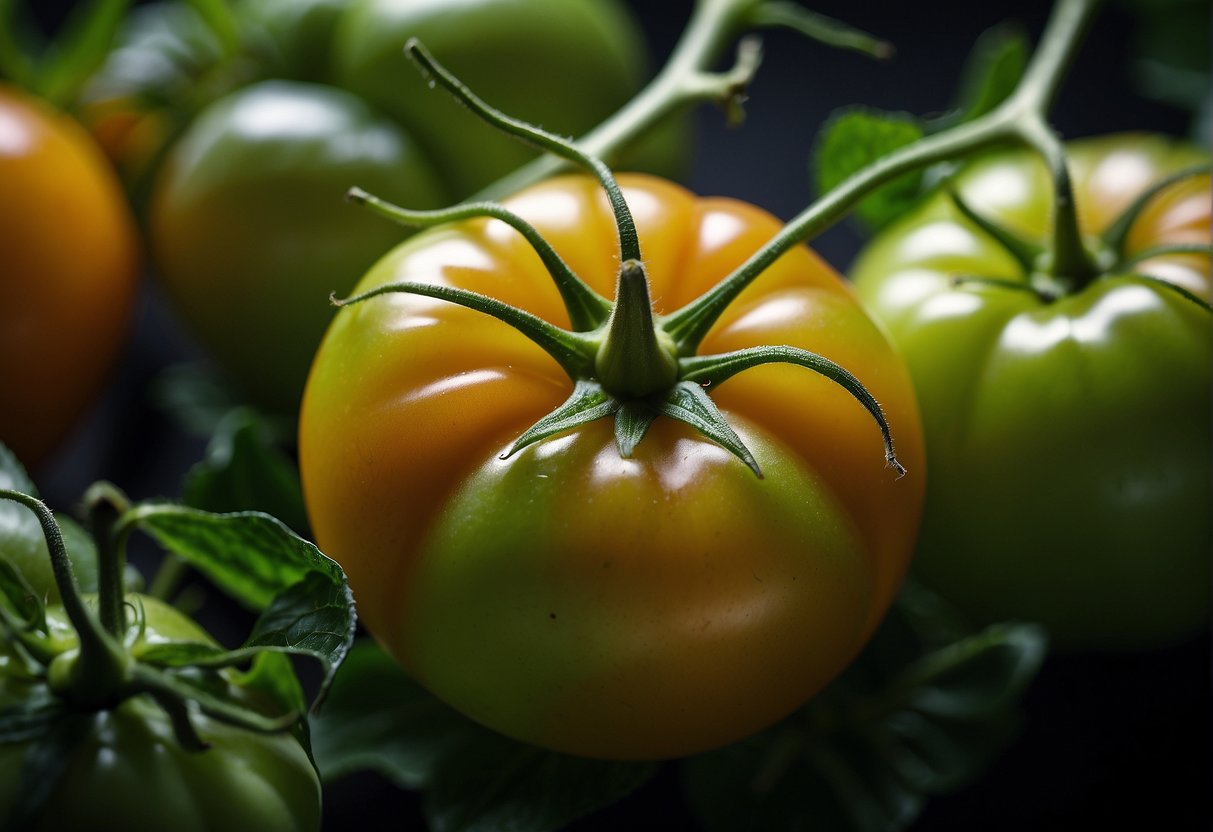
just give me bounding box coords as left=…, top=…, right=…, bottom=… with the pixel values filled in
left=299, top=172, right=926, bottom=760
left=0, top=84, right=139, bottom=469
left=851, top=133, right=1211, bottom=652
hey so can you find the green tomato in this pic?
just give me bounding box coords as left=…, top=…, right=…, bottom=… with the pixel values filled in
left=0, top=596, right=321, bottom=831
left=148, top=0, right=685, bottom=416
left=150, top=80, right=448, bottom=412
left=332, top=0, right=671, bottom=195
left=851, top=134, right=1211, bottom=650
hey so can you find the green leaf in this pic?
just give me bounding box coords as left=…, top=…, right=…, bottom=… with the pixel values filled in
left=132, top=505, right=340, bottom=610
left=424, top=735, right=658, bottom=832
left=0, top=444, right=98, bottom=602
left=0, top=689, right=65, bottom=744
left=234, top=649, right=308, bottom=720
left=151, top=364, right=284, bottom=438
left=896, top=623, right=1048, bottom=719
left=35, top=0, right=131, bottom=106
left=130, top=507, right=355, bottom=703
left=184, top=0, right=240, bottom=56
left=310, top=641, right=659, bottom=831
left=183, top=407, right=309, bottom=535
left=237, top=569, right=354, bottom=704
left=0, top=559, right=45, bottom=632
left=931, top=22, right=1029, bottom=131
left=310, top=640, right=486, bottom=789
left=812, top=108, right=925, bottom=232
left=0, top=0, right=37, bottom=85
left=683, top=584, right=1047, bottom=832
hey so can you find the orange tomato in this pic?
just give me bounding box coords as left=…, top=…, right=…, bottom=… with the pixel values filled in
left=0, top=85, right=139, bottom=467
left=301, top=174, right=925, bottom=759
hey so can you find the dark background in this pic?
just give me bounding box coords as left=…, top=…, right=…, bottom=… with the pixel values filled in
left=23, top=0, right=1210, bottom=830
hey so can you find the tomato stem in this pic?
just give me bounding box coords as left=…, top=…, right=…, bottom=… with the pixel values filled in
left=745, top=3, right=893, bottom=60
left=681, top=346, right=905, bottom=476
left=478, top=0, right=893, bottom=200
left=405, top=38, right=642, bottom=264
left=1101, top=164, right=1211, bottom=256
left=664, top=0, right=1105, bottom=351
left=345, top=186, right=612, bottom=331
left=0, top=489, right=131, bottom=707
left=332, top=282, right=598, bottom=378
left=595, top=261, right=680, bottom=398
left=945, top=188, right=1043, bottom=272
left=84, top=482, right=132, bottom=638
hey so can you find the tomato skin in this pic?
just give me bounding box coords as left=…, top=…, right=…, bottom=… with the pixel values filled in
left=851, top=134, right=1211, bottom=651
left=300, top=174, right=925, bottom=759
left=0, top=85, right=138, bottom=467
left=0, top=597, right=321, bottom=832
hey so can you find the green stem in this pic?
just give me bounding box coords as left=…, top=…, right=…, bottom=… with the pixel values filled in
left=747, top=2, right=893, bottom=59
left=1000, top=0, right=1104, bottom=284
left=405, top=38, right=642, bottom=263
left=663, top=114, right=1012, bottom=351
left=333, top=282, right=598, bottom=378
left=476, top=0, right=765, bottom=201
left=346, top=186, right=611, bottom=331
left=0, top=490, right=128, bottom=705
left=1100, top=164, right=1210, bottom=255
left=84, top=482, right=131, bottom=638
left=664, top=0, right=1105, bottom=352
left=1014, top=114, right=1094, bottom=286
left=681, top=345, right=905, bottom=476
left=594, top=261, right=680, bottom=398
left=1118, top=243, right=1212, bottom=270
left=1009, top=0, right=1102, bottom=117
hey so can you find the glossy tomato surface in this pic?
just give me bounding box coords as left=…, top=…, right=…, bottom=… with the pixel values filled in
left=0, top=85, right=138, bottom=467
left=0, top=596, right=321, bottom=832
left=300, top=174, right=925, bottom=759
left=851, top=134, right=1210, bottom=650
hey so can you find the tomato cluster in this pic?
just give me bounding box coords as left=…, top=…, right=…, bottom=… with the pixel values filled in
left=85, top=0, right=685, bottom=414
left=0, top=596, right=321, bottom=832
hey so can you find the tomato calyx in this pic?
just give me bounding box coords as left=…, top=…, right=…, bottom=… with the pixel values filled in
left=0, top=488, right=300, bottom=744
left=941, top=164, right=1213, bottom=311
left=593, top=260, right=681, bottom=397
left=339, top=40, right=905, bottom=479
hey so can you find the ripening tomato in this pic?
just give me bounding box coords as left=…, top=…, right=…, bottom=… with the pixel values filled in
left=0, top=85, right=138, bottom=467
left=851, top=134, right=1210, bottom=650
left=299, top=174, right=925, bottom=759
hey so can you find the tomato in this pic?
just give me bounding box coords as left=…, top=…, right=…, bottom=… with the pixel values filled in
left=0, top=596, right=321, bottom=831
left=145, top=0, right=687, bottom=414
left=150, top=80, right=448, bottom=413
left=299, top=174, right=925, bottom=759
left=0, top=85, right=139, bottom=467
left=850, top=134, right=1211, bottom=651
